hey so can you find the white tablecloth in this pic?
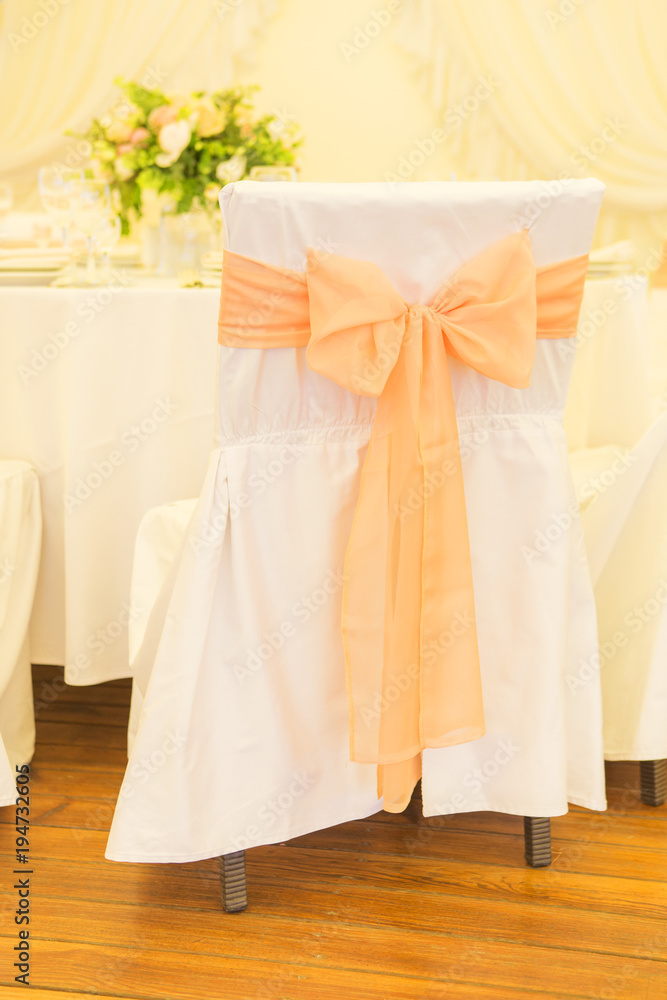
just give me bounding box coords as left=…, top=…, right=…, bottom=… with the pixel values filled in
left=0, top=274, right=219, bottom=683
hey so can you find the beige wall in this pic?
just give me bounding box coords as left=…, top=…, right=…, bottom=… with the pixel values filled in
left=236, top=0, right=445, bottom=183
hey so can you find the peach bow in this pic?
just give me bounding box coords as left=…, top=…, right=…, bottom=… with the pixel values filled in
left=218, top=230, right=589, bottom=811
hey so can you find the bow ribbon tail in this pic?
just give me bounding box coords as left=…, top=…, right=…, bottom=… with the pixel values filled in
left=342, top=332, right=424, bottom=767
left=419, top=314, right=486, bottom=750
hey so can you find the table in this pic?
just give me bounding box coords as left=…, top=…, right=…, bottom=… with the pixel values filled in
left=0, top=271, right=219, bottom=684
left=2, top=262, right=661, bottom=688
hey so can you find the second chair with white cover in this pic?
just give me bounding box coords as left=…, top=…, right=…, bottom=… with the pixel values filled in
left=567, top=274, right=667, bottom=806
left=107, top=180, right=607, bottom=911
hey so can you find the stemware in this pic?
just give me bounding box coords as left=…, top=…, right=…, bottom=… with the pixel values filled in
left=38, top=167, right=80, bottom=249
left=94, top=214, right=121, bottom=281
left=70, top=179, right=111, bottom=285
left=248, top=165, right=298, bottom=182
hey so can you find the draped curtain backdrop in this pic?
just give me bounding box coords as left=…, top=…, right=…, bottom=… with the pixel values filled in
left=0, top=0, right=279, bottom=203
left=394, top=0, right=667, bottom=253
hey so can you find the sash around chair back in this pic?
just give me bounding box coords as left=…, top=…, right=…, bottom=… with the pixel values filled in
left=218, top=229, right=589, bottom=811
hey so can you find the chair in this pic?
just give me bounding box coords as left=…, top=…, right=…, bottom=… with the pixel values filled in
left=107, top=180, right=606, bottom=910
left=567, top=273, right=667, bottom=807
left=0, top=461, right=41, bottom=806
left=570, top=413, right=667, bottom=807
left=126, top=499, right=197, bottom=755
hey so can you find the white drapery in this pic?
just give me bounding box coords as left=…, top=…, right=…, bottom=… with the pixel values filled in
left=0, top=0, right=279, bottom=201
left=394, top=0, right=667, bottom=251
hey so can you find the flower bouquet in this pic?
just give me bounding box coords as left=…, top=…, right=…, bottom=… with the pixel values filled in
left=76, top=79, right=301, bottom=234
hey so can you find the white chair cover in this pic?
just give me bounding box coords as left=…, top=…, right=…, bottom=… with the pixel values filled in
left=570, top=407, right=667, bottom=762
left=0, top=461, right=41, bottom=806
left=126, top=499, right=197, bottom=755
left=567, top=273, right=667, bottom=761
left=107, top=180, right=606, bottom=864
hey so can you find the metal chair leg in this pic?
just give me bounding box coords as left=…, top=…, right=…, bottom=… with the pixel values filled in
left=220, top=850, right=248, bottom=912
left=523, top=816, right=552, bottom=867
left=639, top=760, right=667, bottom=807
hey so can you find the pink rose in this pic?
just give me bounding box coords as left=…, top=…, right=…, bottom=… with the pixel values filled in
left=131, top=127, right=150, bottom=146
left=148, top=104, right=177, bottom=130
left=116, top=143, right=133, bottom=155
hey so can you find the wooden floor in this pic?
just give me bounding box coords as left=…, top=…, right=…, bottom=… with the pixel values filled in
left=0, top=665, right=666, bottom=999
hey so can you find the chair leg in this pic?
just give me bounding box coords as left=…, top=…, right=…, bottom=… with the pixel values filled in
left=523, top=817, right=552, bottom=867
left=639, top=760, right=667, bottom=807
left=220, top=851, right=248, bottom=912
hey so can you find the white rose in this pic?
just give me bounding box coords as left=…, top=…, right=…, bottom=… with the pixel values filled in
left=158, top=120, right=191, bottom=159
left=215, top=153, right=246, bottom=183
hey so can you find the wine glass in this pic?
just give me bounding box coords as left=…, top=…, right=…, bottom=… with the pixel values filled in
left=95, top=213, right=121, bottom=281
left=38, top=167, right=80, bottom=249
left=70, top=179, right=111, bottom=285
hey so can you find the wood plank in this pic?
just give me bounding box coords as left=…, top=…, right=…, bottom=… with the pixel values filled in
left=367, top=804, right=667, bottom=848
left=2, top=896, right=665, bottom=1000
left=1, top=768, right=125, bottom=801
left=28, top=743, right=128, bottom=771
left=254, top=845, right=667, bottom=920
left=7, top=790, right=665, bottom=878
left=2, top=938, right=664, bottom=1000
left=0, top=850, right=665, bottom=969
left=1, top=828, right=665, bottom=921
left=0, top=990, right=126, bottom=1000
left=31, top=675, right=131, bottom=710
left=290, top=819, right=667, bottom=880
left=35, top=721, right=127, bottom=749
left=12, top=889, right=667, bottom=963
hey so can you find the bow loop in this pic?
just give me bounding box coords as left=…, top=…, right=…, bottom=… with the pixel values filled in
left=305, top=248, right=409, bottom=397
left=431, top=229, right=538, bottom=387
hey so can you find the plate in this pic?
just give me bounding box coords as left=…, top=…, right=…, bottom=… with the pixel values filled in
left=0, top=256, right=71, bottom=271
left=0, top=270, right=64, bottom=286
